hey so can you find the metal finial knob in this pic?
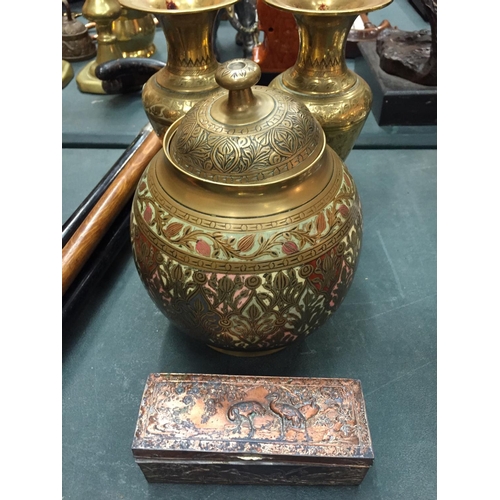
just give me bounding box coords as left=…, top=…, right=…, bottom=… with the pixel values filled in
left=215, top=59, right=261, bottom=91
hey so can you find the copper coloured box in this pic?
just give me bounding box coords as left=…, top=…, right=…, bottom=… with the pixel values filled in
left=132, top=373, right=374, bottom=486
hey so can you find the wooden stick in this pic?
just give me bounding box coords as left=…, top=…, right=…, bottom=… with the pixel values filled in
left=63, top=123, right=154, bottom=247
left=63, top=200, right=132, bottom=325
left=62, top=130, right=161, bottom=295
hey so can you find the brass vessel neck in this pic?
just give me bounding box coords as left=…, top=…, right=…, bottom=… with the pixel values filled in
left=157, top=12, right=218, bottom=76
left=284, top=14, right=357, bottom=94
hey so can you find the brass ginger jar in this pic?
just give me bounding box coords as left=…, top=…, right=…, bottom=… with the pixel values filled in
left=130, top=59, right=362, bottom=356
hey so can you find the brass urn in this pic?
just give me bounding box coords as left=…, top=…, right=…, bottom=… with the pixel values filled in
left=266, top=0, right=392, bottom=160
left=119, top=0, right=238, bottom=138
left=130, top=59, right=363, bottom=356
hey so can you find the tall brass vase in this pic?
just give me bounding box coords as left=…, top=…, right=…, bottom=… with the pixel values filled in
left=119, top=0, right=238, bottom=138
left=266, top=0, right=392, bottom=160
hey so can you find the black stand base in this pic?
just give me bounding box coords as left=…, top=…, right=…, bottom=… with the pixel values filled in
left=356, top=42, right=436, bottom=126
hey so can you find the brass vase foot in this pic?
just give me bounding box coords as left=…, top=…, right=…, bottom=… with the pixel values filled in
left=76, top=60, right=105, bottom=94
left=208, top=345, right=286, bottom=357
left=62, top=60, right=74, bottom=88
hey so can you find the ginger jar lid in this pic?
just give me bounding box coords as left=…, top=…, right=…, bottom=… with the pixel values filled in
left=164, top=59, right=325, bottom=185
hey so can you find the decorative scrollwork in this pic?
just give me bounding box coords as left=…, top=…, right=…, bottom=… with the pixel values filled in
left=170, top=88, right=323, bottom=183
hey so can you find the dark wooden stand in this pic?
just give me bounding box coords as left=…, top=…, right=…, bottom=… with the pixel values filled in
left=356, top=41, right=436, bottom=126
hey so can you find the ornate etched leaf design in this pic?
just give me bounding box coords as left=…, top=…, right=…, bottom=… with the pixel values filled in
left=144, top=205, right=153, bottom=224
left=338, top=204, right=349, bottom=218
left=195, top=239, right=211, bottom=257
left=247, top=304, right=260, bottom=320
left=316, top=213, right=327, bottom=234
left=271, top=126, right=296, bottom=156
left=212, top=138, right=239, bottom=172
left=164, top=222, right=184, bottom=238
left=282, top=241, right=299, bottom=255
left=237, top=234, right=255, bottom=252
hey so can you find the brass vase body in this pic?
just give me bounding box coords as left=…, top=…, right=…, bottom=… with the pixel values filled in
left=130, top=60, right=363, bottom=356
left=112, top=7, right=156, bottom=58
left=119, top=0, right=238, bottom=138
left=266, top=0, right=392, bottom=160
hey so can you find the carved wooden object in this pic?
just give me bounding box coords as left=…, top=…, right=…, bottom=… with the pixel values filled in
left=132, top=373, right=374, bottom=485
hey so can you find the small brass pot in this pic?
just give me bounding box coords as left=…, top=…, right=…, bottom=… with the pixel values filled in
left=62, top=0, right=96, bottom=62
left=130, top=59, right=363, bottom=356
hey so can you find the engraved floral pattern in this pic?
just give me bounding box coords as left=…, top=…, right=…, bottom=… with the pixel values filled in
left=130, top=144, right=362, bottom=352
left=170, top=88, right=322, bottom=183
left=134, top=166, right=358, bottom=266
left=131, top=214, right=361, bottom=352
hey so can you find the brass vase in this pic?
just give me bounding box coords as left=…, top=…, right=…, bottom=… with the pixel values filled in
left=130, top=59, right=363, bottom=356
left=119, top=0, right=238, bottom=138
left=266, top=0, right=392, bottom=160
left=112, top=7, right=156, bottom=58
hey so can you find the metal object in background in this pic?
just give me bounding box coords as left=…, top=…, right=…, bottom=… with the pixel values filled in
left=226, top=0, right=259, bottom=58
left=62, top=60, right=74, bottom=88
left=119, top=0, right=238, bottom=139
left=346, top=13, right=392, bottom=58
left=76, top=0, right=122, bottom=94
left=133, top=374, right=374, bottom=485
left=112, top=7, right=156, bottom=58
left=62, top=0, right=96, bottom=62
left=266, top=0, right=393, bottom=161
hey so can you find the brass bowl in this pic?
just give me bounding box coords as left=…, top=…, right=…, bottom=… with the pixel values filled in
left=130, top=59, right=363, bottom=356
left=112, top=7, right=156, bottom=58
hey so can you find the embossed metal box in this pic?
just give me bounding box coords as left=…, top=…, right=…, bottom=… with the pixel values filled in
left=132, top=373, right=374, bottom=485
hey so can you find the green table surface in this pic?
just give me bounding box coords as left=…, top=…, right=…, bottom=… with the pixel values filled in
left=62, top=0, right=436, bottom=149
left=62, top=148, right=437, bottom=499
left=62, top=1, right=437, bottom=497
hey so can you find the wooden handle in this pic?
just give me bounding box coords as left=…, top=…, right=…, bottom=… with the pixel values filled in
left=62, top=130, right=162, bottom=295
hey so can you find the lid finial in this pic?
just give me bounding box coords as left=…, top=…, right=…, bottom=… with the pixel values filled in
left=215, top=59, right=261, bottom=114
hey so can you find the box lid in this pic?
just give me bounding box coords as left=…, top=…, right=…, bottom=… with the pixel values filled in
left=132, top=373, right=374, bottom=466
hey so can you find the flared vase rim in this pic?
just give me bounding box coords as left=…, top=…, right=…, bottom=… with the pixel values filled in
left=119, top=0, right=238, bottom=15
left=263, top=0, right=393, bottom=16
